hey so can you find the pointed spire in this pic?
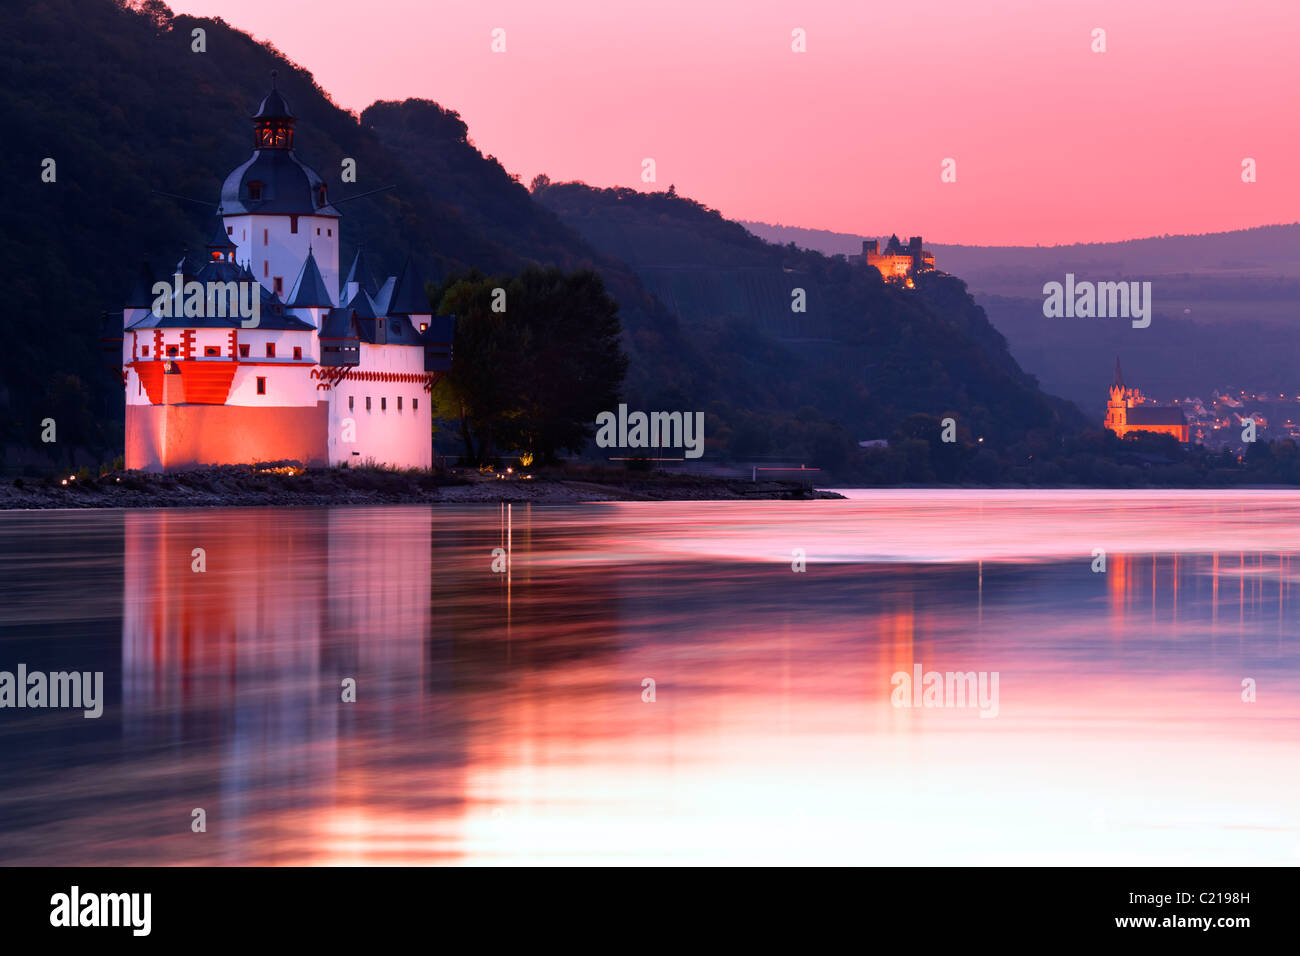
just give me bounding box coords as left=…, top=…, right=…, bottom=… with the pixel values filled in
left=386, top=252, right=431, bottom=315
left=206, top=214, right=237, bottom=258
left=1113, top=356, right=1124, bottom=389
left=341, top=246, right=378, bottom=297
left=253, top=70, right=294, bottom=120
left=287, top=247, right=335, bottom=308
left=346, top=288, right=376, bottom=320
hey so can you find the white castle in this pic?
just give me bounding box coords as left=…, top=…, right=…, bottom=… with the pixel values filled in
left=111, top=73, right=452, bottom=472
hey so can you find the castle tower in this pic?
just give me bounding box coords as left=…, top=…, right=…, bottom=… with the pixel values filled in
left=219, top=71, right=340, bottom=303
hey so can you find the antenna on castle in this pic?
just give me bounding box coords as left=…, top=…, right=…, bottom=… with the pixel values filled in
left=150, top=186, right=217, bottom=208
left=331, top=184, right=398, bottom=205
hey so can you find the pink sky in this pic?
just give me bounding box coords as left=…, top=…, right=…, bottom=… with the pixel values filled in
left=169, top=0, right=1300, bottom=245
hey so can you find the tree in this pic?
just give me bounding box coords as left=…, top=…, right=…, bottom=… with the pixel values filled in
left=435, top=266, right=628, bottom=465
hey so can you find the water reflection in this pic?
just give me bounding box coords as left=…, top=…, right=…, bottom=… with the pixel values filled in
left=0, top=492, right=1296, bottom=864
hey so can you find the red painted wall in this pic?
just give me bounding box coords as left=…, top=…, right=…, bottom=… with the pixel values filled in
left=126, top=402, right=329, bottom=471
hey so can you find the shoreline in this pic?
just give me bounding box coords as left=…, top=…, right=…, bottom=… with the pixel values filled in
left=0, top=467, right=843, bottom=510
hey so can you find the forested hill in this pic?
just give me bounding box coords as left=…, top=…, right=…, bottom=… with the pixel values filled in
left=2, top=0, right=1084, bottom=473
left=536, top=182, right=1088, bottom=453
left=0, top=0, right=696, bottom=454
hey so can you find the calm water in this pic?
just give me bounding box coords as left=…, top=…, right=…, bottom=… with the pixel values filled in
left=0, top=491, right=1296, bottom=865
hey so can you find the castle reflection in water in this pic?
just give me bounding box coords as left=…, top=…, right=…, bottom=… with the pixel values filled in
left=0, top=492, right=1295, bottom=864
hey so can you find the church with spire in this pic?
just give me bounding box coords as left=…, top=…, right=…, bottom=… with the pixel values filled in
left=1104, top=358, right=1188, bottom=442
left=110, top=73, right=453, bottom=471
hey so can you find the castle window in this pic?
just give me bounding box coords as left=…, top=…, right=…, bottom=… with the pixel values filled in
left=256, top=377, right=266, bottom=395
left=397, top=397, right=402, bottom=411
left=204, top=346, right=219, bottom=357
left=248, top=183, right=262, bottom=201
left=142, top=345, right=149, bottom=357
left=290, top=216, right=299, bottom=234
left=412, top=398, right=418, bottom=411
left=239, top=344, right=250, bottom=358
left=266, top=344, right=275, bottom=358
left=381, top=397, right=387, bottom=411
left=226, top=226, right=233, bottom=236
left=366, top=397, right=371, bottom=411
left=264, top=261, right=269, bottom=277
left=166, top=346, right=178, bottom=358
left=316, top=228, right=321, bottom=236
left=263, top=229, right=269, bottom=246
left=348, top=396, right=354, bottom=411
left=327, top=228, right=332, bottom=237
left=273, top=277, right=283, bottom=296
left=293, top=346, right=302, bottom=360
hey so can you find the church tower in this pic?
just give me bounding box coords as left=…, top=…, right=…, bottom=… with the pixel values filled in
left=1105, top=356, right=1129, bottom=434
left=219, top=71, right=340, bottom=313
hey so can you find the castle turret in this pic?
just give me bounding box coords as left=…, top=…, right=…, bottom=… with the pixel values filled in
left=219, top=71, right=341, bottom=301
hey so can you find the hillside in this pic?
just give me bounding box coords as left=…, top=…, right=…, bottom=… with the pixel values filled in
left=3, top=0, right=1087, bottom=477
left=744, top=221, right=1300, bottom=411
left=537, top=183, right=1087, bottom=456
left=0, top=0, right=696, bottom=458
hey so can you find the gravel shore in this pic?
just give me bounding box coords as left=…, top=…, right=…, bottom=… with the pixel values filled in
left=0, top=466, right=843, bottom=509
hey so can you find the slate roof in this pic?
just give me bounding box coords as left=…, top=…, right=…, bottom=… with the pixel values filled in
left=1126, top=406, right=1187, bottom=427
left=207, top=216, right=237, bottom=252
left=341, top=247, right=379, bottom=298
left=253, top=87, right=294, bottom=121
left=318, top=307, right=359, bottom=340
left=386, top=254, right=432, bottom=315
left=287, top=248, right=334, bottom=308
left=220, top=149, right=340, bottom=216
left=126, top=259, right=312, bottom=331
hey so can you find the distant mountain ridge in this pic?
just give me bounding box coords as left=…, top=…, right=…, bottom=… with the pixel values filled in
left=742, top=221, right=1300, bottom=413
left=741, top=221, right=1300, bottom=285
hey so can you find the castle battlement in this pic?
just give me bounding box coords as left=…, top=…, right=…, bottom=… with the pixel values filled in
left=850, top=233, right=936, bottom=285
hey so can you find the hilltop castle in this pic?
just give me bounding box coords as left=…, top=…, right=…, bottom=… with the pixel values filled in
left=1104, top=358, right=1188, bottom=442
left=107, top=74, right=452, bottom=472
left=850, top=234, right=936, bottom=284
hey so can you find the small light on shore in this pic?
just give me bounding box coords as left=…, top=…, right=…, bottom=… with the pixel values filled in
left=61, top=479, right=67, bottom=486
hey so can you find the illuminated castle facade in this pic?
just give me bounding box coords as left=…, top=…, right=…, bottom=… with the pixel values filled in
left=1104, top=358, right=1189, bottom=442
left=851, top=234, right=936, bottom=284
left=109, top=75, right=452, bottom=472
